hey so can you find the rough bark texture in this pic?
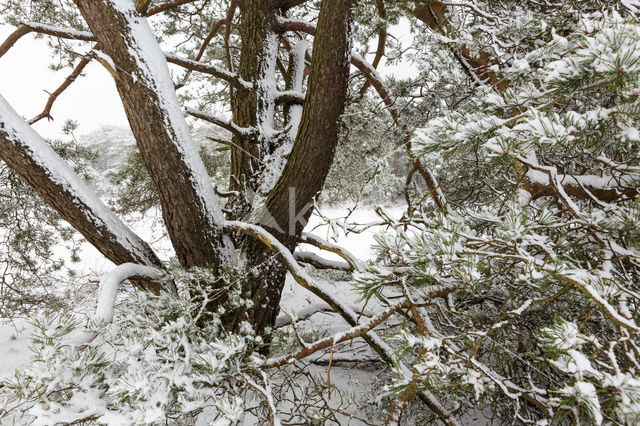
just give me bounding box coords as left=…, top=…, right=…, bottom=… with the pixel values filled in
left=227, top=0, right=274, bottom=219
left=0, top=98, right=164, bottom=291
left=239, top=0, right=354, bottom=337
left=260, top=0, right=353, bottom=243
left=74, top=0, right=230, bottom=270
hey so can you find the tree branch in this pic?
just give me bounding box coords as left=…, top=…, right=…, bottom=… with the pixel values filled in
left=265, top=299, right=408, bottom=368
left=28, top=50, right=96, bottom=124
left=74, top=0, right=234, bottom=271
left=0, top=96, right=165, bottom=292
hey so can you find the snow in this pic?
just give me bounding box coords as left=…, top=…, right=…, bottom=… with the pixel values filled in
left=0, top=319, right=33, bottom=380
left=107, top=0, right=234, bottom=259
left=0, top=95, right=159, bottom=267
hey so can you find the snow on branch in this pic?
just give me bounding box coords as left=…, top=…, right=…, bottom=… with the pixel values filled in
left=164, top=53, right=251, bottom=89
left=293, top=251, right=352, bottom=271
left=71, top=263, right=162, bottom=345
left=186, top=107, right=257, bottom=137
left=299, top=232, right=364, bottom=272
left=94, top=264, right=163, bottom=324
left=0, top=22, right=246, bottom=89
left=0, top=95, right=164, bottom=272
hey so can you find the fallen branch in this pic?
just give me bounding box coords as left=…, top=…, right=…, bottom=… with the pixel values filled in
left=265, top=299, right=408, bottom=368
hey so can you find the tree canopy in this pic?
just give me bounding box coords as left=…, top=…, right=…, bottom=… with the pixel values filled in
left=0, top=0, right=639, bottom=424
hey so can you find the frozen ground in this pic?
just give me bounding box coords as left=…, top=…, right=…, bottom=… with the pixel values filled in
left=0, top=205, right=403, bottom=382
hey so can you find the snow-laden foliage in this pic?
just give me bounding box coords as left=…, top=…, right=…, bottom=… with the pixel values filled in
left=0, top=265, right=271, bottom=425
left=347, top=6, right=640, bottom=425
left=0, top=137, right=97, bottom=317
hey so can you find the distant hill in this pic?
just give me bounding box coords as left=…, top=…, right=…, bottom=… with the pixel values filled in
left=80, top=126, right=136, bottom=175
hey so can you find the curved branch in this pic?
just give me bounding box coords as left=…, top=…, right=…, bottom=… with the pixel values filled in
left=225, top=220, right=460, bottom=425
left=72, top=263, right=163, bottom=345
left=299, top=232, right=364, bottom=272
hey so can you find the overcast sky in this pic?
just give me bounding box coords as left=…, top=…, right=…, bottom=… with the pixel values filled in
left=0, top=24, right=128, bottom=139
left=0, top=20, right=416, bottom=141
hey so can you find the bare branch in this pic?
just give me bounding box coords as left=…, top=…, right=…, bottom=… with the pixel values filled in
left=265, top=299, right=408, bottom=368
left=28, top=50, right=95, bottom=124
left=186, top=107, right=256, bottom=137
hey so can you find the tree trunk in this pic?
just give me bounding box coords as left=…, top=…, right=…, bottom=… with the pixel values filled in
left=74, top=0, right=233, bottom=273
left=0, top=96, right=165, bottom=292
left=235, top=0, right=355, bottom=338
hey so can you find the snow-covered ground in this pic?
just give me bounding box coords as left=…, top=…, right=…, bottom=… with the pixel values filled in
left=0, top=206, right=403, bottom=384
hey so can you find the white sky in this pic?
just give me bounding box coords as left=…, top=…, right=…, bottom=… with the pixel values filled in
left=0, top=20, right=416, bottom=140
left=0, top=25, right=128, bottom=139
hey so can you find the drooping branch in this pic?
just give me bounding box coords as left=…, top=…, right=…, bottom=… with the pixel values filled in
left=71, top=263, right=163, bottom=345
left=74, top=0, right=234, bottom=270
left=0, top=96, right=165, bottom=291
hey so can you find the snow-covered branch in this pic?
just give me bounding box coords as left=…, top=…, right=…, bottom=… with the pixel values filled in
left=71, top=263, right=164, bottom=345
left=299, top=232, right=364, bottom=272
left=0, top=95, right=165, bottom=283
left=293, top=251, right=352, bottom=271
left=186, top=107, right=257, bottom=136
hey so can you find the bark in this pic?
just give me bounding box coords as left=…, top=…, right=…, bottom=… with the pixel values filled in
left=74, top=0, right=232, bottom=271
left=0, top=96, right=164, bottom=292
left=239, top=0, right=354, bottom=337
left=227, top=0, right=276, bottom=219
